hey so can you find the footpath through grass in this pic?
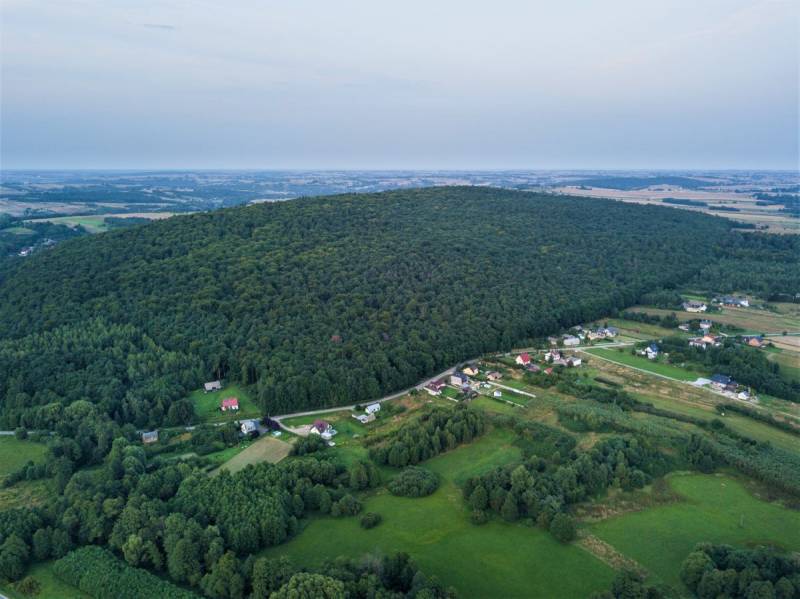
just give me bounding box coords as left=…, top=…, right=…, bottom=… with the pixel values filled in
left=585, top=348, right=703, bottom=381
left=261, top=428, right=615, bottom=598
left=590, top=473, right=800, bottom=589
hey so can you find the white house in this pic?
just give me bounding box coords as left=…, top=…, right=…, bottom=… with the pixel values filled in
left=563, top=336, right=580, bottom=347
left=515, top=353, right=531, bottom=366
left=240, top=419, right=257, bottom=435
left=682, top=301, right=707, bottom=313
left=493, top=390, right=502, bottom=398
left=645, top=343, right=659, bottom=360
left=204, top=380, right=222, bottom=392
left=365, top=403, right=381, bottom=415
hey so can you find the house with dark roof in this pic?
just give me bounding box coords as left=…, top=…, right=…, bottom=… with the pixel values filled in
left=710, top=374, right=733, bottom=389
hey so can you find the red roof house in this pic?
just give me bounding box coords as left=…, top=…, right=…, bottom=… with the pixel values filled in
left=515, top=353, right=531, bottom=366
left=221, top=397, right=239, bottom=411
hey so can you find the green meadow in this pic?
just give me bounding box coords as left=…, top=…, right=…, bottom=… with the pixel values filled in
left=0, top=560, right=89, bottom=599
left=585, top=348, right=704, bottom=381
left=261, top=429, right=615, bottom=599
left=188, top=383, right=260, bottom=423
left=590, top=473, right=800, bottom=588
left=0, top=437, right=48, bottom=478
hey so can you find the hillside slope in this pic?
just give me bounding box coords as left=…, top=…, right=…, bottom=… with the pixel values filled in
left=0, top=187, right=741, bottom=427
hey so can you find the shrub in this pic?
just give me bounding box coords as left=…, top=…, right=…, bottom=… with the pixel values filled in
left=387, top=467, right=439, bottom=497
left=15, top=576, right=41, bottom=596
left=550, top=513, right=577, bottom=543
left=360, top=512, right=382, bottom=529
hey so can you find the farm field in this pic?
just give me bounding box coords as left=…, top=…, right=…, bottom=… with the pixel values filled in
left=584, top=348, right=704, bottom=381
left=0, top=437, right=48, bottom=478
left=213, top=435, right=292, bottom=475
left=629, top=305, right=800, bottom=334
left=261, top=428, right=616, bottom=598
left=604, top=318, right=683, bottom=340
left=590, top=473, right=800, bottom=589
left=25, top=212, right=175, bottom=233
left=189, top=383, right=260, bottom=423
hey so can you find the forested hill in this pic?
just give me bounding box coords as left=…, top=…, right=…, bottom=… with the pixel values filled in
left=0, top=187, right=786, bottom=428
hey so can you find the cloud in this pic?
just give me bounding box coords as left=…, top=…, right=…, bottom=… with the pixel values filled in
left=141, top=23, right=176, bottom=31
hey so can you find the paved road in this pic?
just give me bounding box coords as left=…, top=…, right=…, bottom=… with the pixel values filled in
left=272, top=359, right=479, bottom=433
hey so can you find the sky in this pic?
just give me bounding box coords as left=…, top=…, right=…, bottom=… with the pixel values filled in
left=1, top=0, right=798, bottom=170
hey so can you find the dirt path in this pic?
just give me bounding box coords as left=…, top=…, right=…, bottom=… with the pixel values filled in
left=577, top=533, right=648, bottom=577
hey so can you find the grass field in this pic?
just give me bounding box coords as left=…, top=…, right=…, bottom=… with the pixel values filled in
left=0, top=560, right=90, bottom=599
left=630, top=306, right=800, bottom=335
left=584, top=348, right=704, bottom=381
left=1, top=226, right=35, bottom=235
left=189, top=383, right=260, bottom=423
left=605, top=318, right=683, bottom=340
left=0, top=437, right=48, bottom=478
left=213, top=436, right=292, bottom=474
left=591, top=473, right=800, bottom=588
left=766, top=348, right=800, bottom=382
left=25, top=213, right=175, bottom=234
left=261, top=429, right=616, bottom=598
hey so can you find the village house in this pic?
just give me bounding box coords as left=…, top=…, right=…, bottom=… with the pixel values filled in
left=717, top=296, right=749, bottom=308
left=365, top=403, right=381, bottom=415
left=311, top=419, right=337, bottom=440
left=699, top=320, right=713, bottom=331
left=493, top=390, right=502, bottom=398
left=544, top=367, right=554, bottom=375
left=682, top=300, right=707, bottom=313
left=353, top=413, right=376, bottom=424
left=515, top=353, right=531, bottom=366
left=463, top=365, right=480, bottom=377
left=221, top=397, right=239, bottom=411
left=710, top=374, right=734, bottom=390
left=204, top=380, right=222, bottom=392
left=526, top=363, right=541, bottom=373
left=553, top=358, right=568, bottom=366
left=563, top=335, right=580, bottom=347
left=678, top=323, right=691, bottom=332
left=742, top=336, right=764, bottom=348
left=424, top=380, right=446, bottom=396
left=450, top=372, right=470, bottom=386
left=141, top=430, right=159, bottom=444
left=645, top=343, right=659, bottom=360
left=567, top=356, right=582, bottom=367
left=486, top=371, right=502, bottom=381
left=544, top=350, right=562, bottom=363
left=240, top=419, right=258, bottom=435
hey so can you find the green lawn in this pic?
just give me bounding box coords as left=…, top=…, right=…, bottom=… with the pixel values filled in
left=0, top=437, right=48, bottom=478
left=1, top=226, right=35, bottom=235
left=590, top=473, right=800, bottom=589
left=585, top=348, right=704, bottom=381
left=1, top=560, right=90, bottom=599
left=188, top=383, right=260, bottom=423
left=261, top=429, right=615, bottom=598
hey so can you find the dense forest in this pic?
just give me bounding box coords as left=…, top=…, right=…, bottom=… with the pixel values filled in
left=0, top=187, right=794, bottom=428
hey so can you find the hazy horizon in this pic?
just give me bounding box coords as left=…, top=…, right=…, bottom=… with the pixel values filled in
left=2, top=0, right=798, bottom=170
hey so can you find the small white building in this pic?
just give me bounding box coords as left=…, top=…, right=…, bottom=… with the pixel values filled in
left=365, top=403, right=381, bottom=415
left=563, top=336, right=580, bottom=347
left=240, top=419, right=257, bottom=435
left=204, top=380, right=222, bottom=392
left=493, top=390, right=502, bottom=398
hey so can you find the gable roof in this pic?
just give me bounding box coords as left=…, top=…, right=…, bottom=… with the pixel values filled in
left=711, top=374, right=732, bottom=385
left=221, top=397, right=239, bottom=408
